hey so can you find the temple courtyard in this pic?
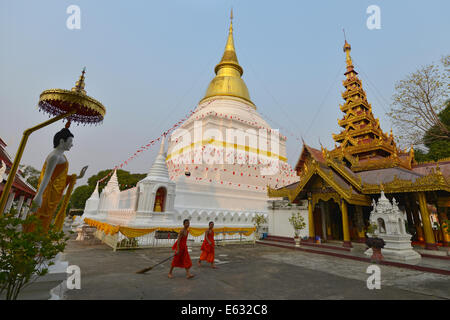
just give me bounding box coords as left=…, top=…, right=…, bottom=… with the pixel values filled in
left=61, top=234, right=449, bottom=300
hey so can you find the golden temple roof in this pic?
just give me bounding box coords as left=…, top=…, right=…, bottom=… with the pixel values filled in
left=200, top=10, right=254, bottom=106
left=331, top=40, right=402, bottom=163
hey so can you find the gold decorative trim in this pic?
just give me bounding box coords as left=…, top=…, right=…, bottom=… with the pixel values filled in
left=312, top=192, right=341, bottom=209
left=362, top=168, right=450, bottom=194
left=39, top=89, right=106, bottom=118
left=167, top=138, right=287, bottom=162
left=269, top=158, right=371, bottom=206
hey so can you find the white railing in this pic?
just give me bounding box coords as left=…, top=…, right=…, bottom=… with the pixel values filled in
left=93, top=229, right=255, bottom=251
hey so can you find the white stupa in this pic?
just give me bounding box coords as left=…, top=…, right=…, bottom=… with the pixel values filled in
left=80, top=13, right=297, bottom=242
left=135, top=137, right=176, bottom=225
left=166, top=12, right=298, bottom=213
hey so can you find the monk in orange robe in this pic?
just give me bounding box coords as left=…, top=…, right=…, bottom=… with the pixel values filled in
left=198, top=221, right=217, bottom=268
left=168, top=219, right=194, bottom=279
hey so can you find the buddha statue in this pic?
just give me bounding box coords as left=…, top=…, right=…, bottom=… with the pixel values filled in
left=154, top=196, right=162, bottom=212
left=24, top=128, right=87, bottom=233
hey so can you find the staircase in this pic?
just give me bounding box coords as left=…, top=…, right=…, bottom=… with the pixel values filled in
left=260, top=234, right=352, bottom=252
left=264, top=235, right=295, bottom=244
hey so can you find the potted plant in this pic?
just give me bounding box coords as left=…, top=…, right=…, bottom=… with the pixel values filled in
left=288, top=212, right=306, bottom=247
left=252, top=214, right=267, bottom=240
left=365, top=222, right=385, bottom=262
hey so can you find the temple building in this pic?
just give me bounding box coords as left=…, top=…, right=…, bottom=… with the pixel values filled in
left=268, top=40, right=450, bottom=250
left=0, top=137, right=36, bottom=217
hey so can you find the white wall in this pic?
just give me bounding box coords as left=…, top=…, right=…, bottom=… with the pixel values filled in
left=268, top=200, right=308, bottom=238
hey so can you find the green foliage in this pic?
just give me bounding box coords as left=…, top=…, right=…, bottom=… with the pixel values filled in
left=288, top=212, right=306, bottom=235
left=416, top=101, right=450, bottom=162
left=87, top=169, right=146, bottom=191
left=69, top=185, right=95, bottom=212
left=69, top=169, right=146, bottom=211
left=18, top=165, right=40, bottom=189
left=413, top=148, right=430, bottom=163
left=0, top=209, right=68, bottom=300
left=252, top=213, right=267, bottom=232
left=366, top=223, right=378, bottom=236
left=443, top=220, right=450, bottom=235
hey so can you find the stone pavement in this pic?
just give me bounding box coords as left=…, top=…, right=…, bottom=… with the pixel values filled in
left=61, top=235, right=450, bottom=300
left=257, top=239, right=450, bottom=273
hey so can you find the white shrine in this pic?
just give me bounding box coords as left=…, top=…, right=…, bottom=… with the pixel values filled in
left=365, top=191, right=421, bottom=261
left=78, top=15, right=297, bottom=242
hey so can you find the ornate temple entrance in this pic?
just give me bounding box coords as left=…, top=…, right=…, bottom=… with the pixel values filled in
left=269, top=39, right=450, bottom=250
left=312, top=200, right=344, bottom=241
left=312, top=199, right=369, bottom=243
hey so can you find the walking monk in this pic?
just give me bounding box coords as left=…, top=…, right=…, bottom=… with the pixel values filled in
left=198, top=221, right=217, bottom=268
left=168, top=219, right=194, bottom=279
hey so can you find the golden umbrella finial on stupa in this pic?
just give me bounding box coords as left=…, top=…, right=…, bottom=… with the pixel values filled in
left=343, top=29, right=352, bottom=67
left=200, top=9, right=254, bottom=106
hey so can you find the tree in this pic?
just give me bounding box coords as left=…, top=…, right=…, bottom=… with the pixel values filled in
left=414, top=101, right=450, bottom=162
left=18, top=165, right=40, bottom=189
left=388, top=55, right=449, bottom=147
left=69, top=169, right=146, bottom=211
left=0, top=208, right=68, bottom=300
left=68, top=185, right=95, bottom=212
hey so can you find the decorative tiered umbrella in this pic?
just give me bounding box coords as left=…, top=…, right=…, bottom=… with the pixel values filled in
left=38, top=68, right=105, bottom=126
left=0, top=68, right=106, bottom=214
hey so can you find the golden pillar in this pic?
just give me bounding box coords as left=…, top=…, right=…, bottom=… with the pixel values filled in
left=308, top=197, right=315, bottom=242
left=437, top=207, right=449, bottom=247
left=411, top=198, right=425, bottom=242
left=355, top=205, right=366, bottom=243
left=340, top=199, right=352, bottom=248
left=417, top=192, right=437, bottom=250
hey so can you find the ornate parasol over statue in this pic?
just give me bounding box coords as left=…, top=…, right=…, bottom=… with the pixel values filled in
left=38, top=68, right=105, bottom=126
left=0, top=68, right=106, bottom=214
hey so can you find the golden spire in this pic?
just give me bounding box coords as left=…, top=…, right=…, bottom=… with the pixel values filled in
left=230, top=7, right=233, bottom=31
left=71, top=67, right=87, bottom=95
left=343, top=41, right=352, bottom=67
left=215, top=8, right=242, bottom=75
left=200, top=10, right=254, bottom=106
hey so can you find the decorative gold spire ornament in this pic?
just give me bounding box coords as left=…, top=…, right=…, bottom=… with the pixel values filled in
left=331, top=39, right=399, bottom=164
left=200, top=10, right=254, bottom=106
left=39, top=68, right=106, bottom=125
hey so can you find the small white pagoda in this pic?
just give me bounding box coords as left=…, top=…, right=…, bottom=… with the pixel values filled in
left=366, top=191, right=421, bottom=261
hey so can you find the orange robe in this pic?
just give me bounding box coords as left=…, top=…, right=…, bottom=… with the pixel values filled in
left=171, top=231, right=192, bottom=269
left=200, top=230, right=215, bottom=263
left=24, top=157, right=72, bottom=233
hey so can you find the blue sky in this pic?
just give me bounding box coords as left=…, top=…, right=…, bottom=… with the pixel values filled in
left=1, top=0, right=449, bottom=186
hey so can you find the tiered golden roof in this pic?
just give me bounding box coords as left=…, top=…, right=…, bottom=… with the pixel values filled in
left=268, top=40, right=449, bottom=250
left=329, top=41, right=413, bottom=171
left=200, top=10, right=254, bottom=107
